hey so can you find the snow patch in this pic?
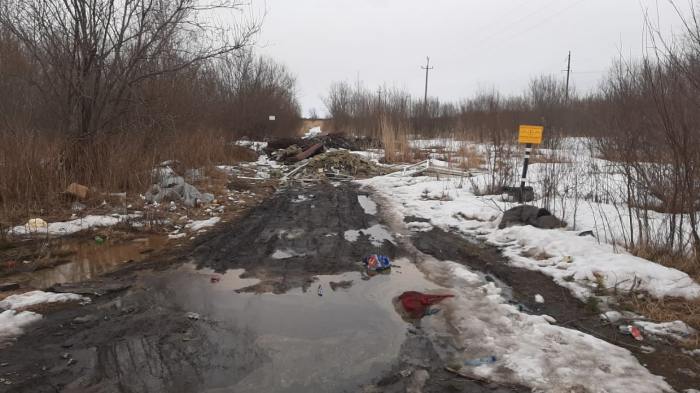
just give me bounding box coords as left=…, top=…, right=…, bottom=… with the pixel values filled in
left=357, top=195, right=378, bottom=215
left=0, top=291, right=89, bottom=310
left=0, top=310, right=42, bottom=339
left=11, top=215, right=137, bottom=236
left=186, top=217, right=221, bottom=232
left=344, top=224, right=395, bottom=246
left=634, top=320, right=697, bottom=341
left=303, top=126, right=323, bottom=139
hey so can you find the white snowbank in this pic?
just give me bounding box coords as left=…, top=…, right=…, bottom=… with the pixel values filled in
left=186, top=217, right=221, bottom=232
left=11, top=214, right=137, bottom=237
left=0, top=290, right=90, bottom=310
left=362, top=174, right=700, bottom=300
left=0, top=310, right=42, bottom=338
left=427, top=261, right=673, bottom=392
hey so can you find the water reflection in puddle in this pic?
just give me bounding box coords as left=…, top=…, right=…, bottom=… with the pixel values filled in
left=157, top=259, right=444, bottom=392
left=12, top=236, right=167, bottom=289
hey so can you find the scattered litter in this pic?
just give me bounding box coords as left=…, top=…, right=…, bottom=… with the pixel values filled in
left=633, top=320, right=697, bottom=341
left=186, top=312, right=200, bottom=320
left=94, top=236, right=105, bottom=245
left=464, top=355, right=497, bottom=367
left=210, top=276, right=221, bottom=284
left=25, top=218, right=47, bottom=231
left=317, top=285, right=323, bottom=297
left=534, top=294, right=545, bottom=304
left=303, top=126, right=323, bottom=139
left=640, top=345, right=656, bottom=354
left=363, top=254, right=392, bottom=272
left=398, top=291, right=454, bottom=319
left=65, top=183, right=89, bottom=200
left=629, top=325, right=644, bottom=341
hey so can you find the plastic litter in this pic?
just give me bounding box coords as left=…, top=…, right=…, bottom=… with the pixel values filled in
left=629, top=325, right=644, bottom=341
left=26, top=218, right=48, bottom=230
left=424, top=308, right=441, bottom=316
left=317, top=284, right=323, bottom=297
left=363, top=254, right=392, bottom=271
left=210, top=276, right=221, bottom=284
left=464, top=355, right=497, bottom=366
left=94, top=236, right=105, bottom=245
left=399, top=291, right=454, bottom=319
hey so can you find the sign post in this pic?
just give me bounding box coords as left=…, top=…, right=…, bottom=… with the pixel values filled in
left=517, top=125, right=544, bottom=203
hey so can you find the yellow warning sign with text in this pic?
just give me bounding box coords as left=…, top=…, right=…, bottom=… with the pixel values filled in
left=518, top=125, right=544, bottom=144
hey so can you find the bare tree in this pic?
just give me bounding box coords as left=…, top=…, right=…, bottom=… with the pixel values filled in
left=0, top=0, right=259, bottom=148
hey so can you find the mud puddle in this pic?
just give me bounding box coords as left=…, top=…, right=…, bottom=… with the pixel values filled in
left=5, top=235, right=167, bottom=290
left=143, top=259, right=443, bottom=393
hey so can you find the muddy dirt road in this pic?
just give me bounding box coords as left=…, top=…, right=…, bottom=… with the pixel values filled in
left=0, top=183, right=526, bottom=393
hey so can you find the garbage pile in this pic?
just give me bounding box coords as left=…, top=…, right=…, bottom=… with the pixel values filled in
left=498, top=205, right=565, bottom=229
left=287, top=150, right=385, bottom=181
left=145, top=164, right=214, bottom=207
left=264, top=133, right=378, bottom=164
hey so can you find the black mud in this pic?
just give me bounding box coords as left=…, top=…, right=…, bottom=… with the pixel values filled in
left=1, top=184, right=525, bottom=393
left=413, top=227, right=700, bottom=392
left=191, top=183, right=398, bottom=292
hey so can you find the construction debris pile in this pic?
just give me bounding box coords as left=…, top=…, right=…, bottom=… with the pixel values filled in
left=264, top=133, right=378, bottom=164
left=294, top=150, right=386, bottom=181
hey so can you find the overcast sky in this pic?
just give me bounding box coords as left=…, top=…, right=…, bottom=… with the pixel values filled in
left=252, top=0, right=686, bottom=116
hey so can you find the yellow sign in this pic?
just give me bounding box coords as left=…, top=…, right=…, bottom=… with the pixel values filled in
left=518, top=125, right=544, bottom=144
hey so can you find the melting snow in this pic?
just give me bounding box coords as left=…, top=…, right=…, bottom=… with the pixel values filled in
left=357, top=195, right=378, bottom=215
left=186, top=217, right=221, bottom=232
left=11, top=215, right=137, bottom=236
left=0, top=310, right=42, bottom=339
left=0, top=290, right=90, bottom=310
left=344, top=224, right=395, bottom=246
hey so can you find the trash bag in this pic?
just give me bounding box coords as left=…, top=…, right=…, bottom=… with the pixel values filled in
left=363, top=254, right=392, bottom=271
left=399, top=291, right=454, bottom=319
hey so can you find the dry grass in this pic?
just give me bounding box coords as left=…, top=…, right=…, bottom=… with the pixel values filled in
left=0, top=129, right=256, bottom=226
left=456, top=145, right=485, bottom=170
left=621, top=295, right=700, bottom=347
left=380, top=115, right=414, bottom=163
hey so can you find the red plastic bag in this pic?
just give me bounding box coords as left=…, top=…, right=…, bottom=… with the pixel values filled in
left=399, top=291, right=454, bottom=319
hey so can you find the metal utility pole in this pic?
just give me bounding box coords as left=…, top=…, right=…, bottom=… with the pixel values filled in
left=565, top=51, right=571, bottom=103
left=421, top=57, right=433, bottom=111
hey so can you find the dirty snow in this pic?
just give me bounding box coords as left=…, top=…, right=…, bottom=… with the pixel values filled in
left=634, top=320, right=697, bottom=341
left=0, top=290, right=90, bottom=310
left=357, top=195, right=378, bottom=215
left=235, top=140, right=268, bottom=152
left=186, top=217, right=221, bottom=232
left=0, top=310, right=42, bottom=339
left=423, top=260, right=673, bottom=392
left=344, top=224, right=395, bottom=247
left=271, top=249, right=306, bottom=259
left=11, top=214, right=137, bottom=237
left=361, top=174, right=700, bottom=300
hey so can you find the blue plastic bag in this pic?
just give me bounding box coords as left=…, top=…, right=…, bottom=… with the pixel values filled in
left=362, top=254, right=391, bottom=271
